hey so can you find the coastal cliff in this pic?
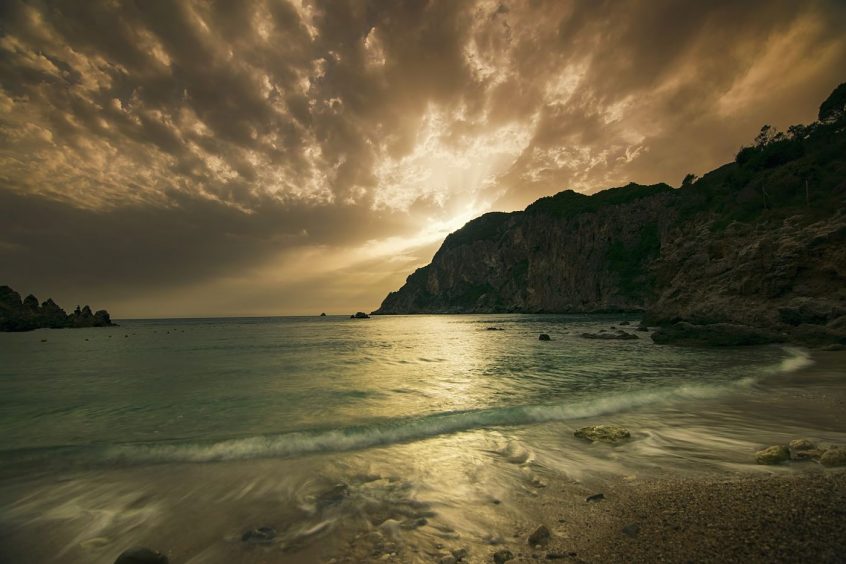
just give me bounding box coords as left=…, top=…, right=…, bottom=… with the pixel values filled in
left=375, top=84, right=846, bottom=346
left=0, top=286, right=115, bottom=331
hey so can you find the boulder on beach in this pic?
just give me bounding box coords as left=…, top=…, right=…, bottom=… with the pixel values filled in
left=820, top=446, right=846, bottom=467
left=539, top=333, right=551, bottom=341
left=114, top=547, right=169, bottom=564
left=493, top=549, right=514, bottom=563
left=574, top=424, right=631, bottom=443
left=755, top=445, right=790, bottom=465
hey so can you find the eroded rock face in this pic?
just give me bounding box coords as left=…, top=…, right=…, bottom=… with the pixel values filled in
left=574, top=425, right=631, bottom=443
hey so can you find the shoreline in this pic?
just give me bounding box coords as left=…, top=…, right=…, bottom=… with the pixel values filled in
left=0, top=348, right=843, bottom=563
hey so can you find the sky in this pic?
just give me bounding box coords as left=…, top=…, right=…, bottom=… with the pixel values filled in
left=1, top=0, right=845, bottom=318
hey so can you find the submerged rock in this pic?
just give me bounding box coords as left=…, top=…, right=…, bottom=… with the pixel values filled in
left=528, top=525, right=550, bottom=546
left=316, top=483, right=350, bottom=508
left=651, top=322, right=783, bottom=347
left=241, top=526, right=277, bottom=544
left=538, top=333, right=551, bottom=341
left=755, top=445, right=790, bottom=465
left=820, top=447, right=846, bottom=467
left=580, top=330, right=639, bottom=340
left=574, top=424, right=631, bottom=443
left=114, top=547, right=169, bottom=564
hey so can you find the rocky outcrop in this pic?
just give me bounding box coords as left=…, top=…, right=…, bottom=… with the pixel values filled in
left=0, top=285, right=115, bottom=331
left=375, top=183, right=674, bottom=314
left=373, top=85, right=846, bottom=347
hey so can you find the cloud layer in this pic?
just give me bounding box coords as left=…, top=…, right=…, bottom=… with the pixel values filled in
left=1, top=0, right=844, bottom=316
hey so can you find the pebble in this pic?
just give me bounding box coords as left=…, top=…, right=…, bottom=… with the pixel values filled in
left=586, top=493, right=605, bottom=503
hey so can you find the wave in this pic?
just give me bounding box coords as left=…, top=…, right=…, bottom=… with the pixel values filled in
left=101, top=384, right=734, bottom=465
left=93, top=346, right=812, bottom=465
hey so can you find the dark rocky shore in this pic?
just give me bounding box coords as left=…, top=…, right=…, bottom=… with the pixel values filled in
left=0, top=285, right=115, bottom=331
left=373, top=84, right=846, bottom=349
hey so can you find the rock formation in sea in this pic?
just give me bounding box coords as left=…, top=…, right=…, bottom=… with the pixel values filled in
left=374, top=84, right=846, bottom=347
left=0, top=285, right=116, bottom=331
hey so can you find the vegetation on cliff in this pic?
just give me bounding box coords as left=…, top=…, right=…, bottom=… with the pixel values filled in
left=0, top=286, right=115, bottom=331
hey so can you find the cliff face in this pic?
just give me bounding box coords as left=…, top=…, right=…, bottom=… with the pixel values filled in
left=376, top=184, right=675, bottom=314
left=0, top=285, right=115, bottom=331
left=374, top=84, right=846, bottom=346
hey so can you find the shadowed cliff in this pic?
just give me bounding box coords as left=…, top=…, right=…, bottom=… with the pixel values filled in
left=375, top=84, right=846, bottom=347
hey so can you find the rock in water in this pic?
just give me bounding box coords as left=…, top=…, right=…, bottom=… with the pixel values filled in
left=651, top=322, right=782, bottom=347
left=528, top=525, right=551, bottom=546
left=574, top=424, right=631, bottom=443
left=315, top=483, right=350, bottom=508
left=114, top=547, right=169, bottom=564
left=788, top=439, right=822, bottom=461
left=493, top=549, right=514, bottom=563
left=820, top=447, right=846, bottom=467
left=351, top=311, right=370, bottom=319
left=755, top=445, right=790, bottom=465
left=539, top=333, right=551, bottom=341
left=241, top=526, right=277, bottom=544
left=580, top=330, right=639, bottom=340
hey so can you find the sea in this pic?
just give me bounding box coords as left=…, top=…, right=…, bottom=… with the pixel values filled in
left=0, top=314, right=844, bottom=563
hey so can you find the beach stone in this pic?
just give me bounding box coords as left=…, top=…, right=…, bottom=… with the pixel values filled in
left=493, top=549, right=514, bottom=563
left=622, top=523, right=640, bottom=537
left=452, top=548, right=468, bottom=561
left=528, top=525, right=550, bottom=546
left=755, top=445, right=790, bottom=465
left=241, top=526, right=277, bottom=543
left=439, top=556, right=457, bottom=564
left=539, top=333, right=551, bottom=341
left=114, top=547, right=169, bottom=564
left=586, top=492, right=605, bottom=503
left=792, top=449, right=824, bottom=462
left=789, top=438, right=817, bottom=452
left=820, top=447, right=846, bottom=467
left=574, top=424, right=631, bottom=443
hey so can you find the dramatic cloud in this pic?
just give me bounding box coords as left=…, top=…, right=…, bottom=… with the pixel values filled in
left=1, top=0, right=844, bottom=316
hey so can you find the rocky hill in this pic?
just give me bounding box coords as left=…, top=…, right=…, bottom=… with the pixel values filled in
left=0, top=286, right=115, bottom=331
left=374, top=84, right=846, bottom=347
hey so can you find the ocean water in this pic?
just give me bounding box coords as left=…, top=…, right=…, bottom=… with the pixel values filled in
left=0, top=314, right=843, bottom=563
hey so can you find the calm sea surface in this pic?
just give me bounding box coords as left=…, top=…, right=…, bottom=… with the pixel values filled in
left=0, top=314, right=843, bottom=563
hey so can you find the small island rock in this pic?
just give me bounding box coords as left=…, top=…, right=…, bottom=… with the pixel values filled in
left=539, top=333, right=551, bottom=341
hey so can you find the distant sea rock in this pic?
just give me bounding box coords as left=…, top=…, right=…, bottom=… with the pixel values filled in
left=0, top=285, right=116, bottom=332
left=372, top=84, right=846, bottom=347
left=351, top=311, right=370, bottom=319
